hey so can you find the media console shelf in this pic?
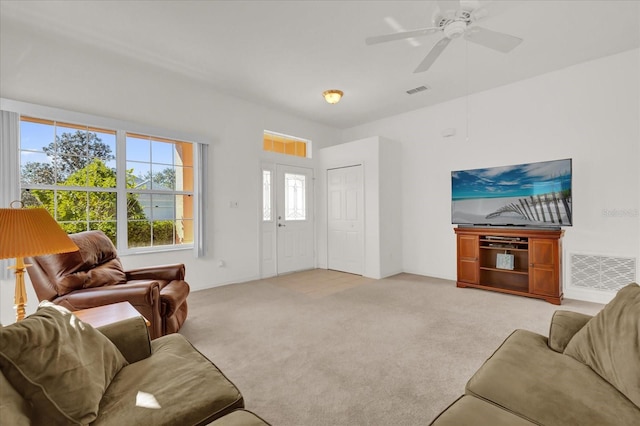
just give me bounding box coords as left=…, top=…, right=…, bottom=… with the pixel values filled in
left=454, top=227, right=564, bottom=305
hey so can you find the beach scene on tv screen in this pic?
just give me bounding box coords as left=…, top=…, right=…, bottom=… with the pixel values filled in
left=452, top=159, right=572, bottom=226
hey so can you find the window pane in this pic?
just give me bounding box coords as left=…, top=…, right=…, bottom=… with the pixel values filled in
left=56, top=190, right=88, bottom=222
left=94, top=130, right=116, bottom=160
left=175, top=141, right=193, bottom=167
left=152, top=165, right=175, bottom=190
left=89, top=191, right=116, bottom=221
left=126, top=136, right=150, bottom=162
left=263, top=132, right=309, bottom=158
left=178, top=219, right=194, bottom=244
left=128, top=220, right=151, bottom=248
left=21, top=189, right=53, bottom=210
left=175, top=194, right=193, bottom=220
left=60, top=221, right=88, bottom=235
left=85, top=158, right=117, bottom=189
left=284, top=173, right=306, bottom=220
left=20, top=119, right=54, bottom=152
left=127, top=161, right=151, bottom=189
left=174, top=166, right=192, bottom=191
left=128, top=192, right=151, bottom=221
left=151, top=194, right=174, bottom=220
left=153, top=220, right=175, bottom=245
left=152, top=140, right=173, bottom=165
left=62, top=156, right=88, bottom=186
left=20, top=152, right=55, bottom=185
left=263, top=170, right=271, bottom=221
left=56, top=125, right=87, bottom=154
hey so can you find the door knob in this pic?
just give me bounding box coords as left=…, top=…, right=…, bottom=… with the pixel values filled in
left=278, top=223, right=286, bottom=227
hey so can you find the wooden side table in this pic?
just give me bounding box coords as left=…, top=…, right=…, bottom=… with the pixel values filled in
left=73, top=302, right=150, bottom=328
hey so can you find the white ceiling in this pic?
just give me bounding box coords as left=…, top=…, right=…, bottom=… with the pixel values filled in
left=1, top=1, right=639, bottom=129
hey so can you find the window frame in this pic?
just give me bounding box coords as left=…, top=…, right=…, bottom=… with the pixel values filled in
left=3, top=98, right=206, bottom=256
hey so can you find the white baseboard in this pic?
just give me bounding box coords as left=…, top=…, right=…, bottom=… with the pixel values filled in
left=564, top=286, right=615, bottom=305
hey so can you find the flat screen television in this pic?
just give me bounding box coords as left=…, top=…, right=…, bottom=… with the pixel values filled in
left=451, top=158, right=572, bottom=227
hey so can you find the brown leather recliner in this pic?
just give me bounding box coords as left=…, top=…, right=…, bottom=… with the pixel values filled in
left=26, top=230, right=189, bottom=339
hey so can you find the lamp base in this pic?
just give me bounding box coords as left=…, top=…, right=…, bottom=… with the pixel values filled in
left=8, top=257, right=29, bottom=321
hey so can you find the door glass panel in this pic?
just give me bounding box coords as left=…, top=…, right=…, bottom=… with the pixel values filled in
left=284, top=173, right=306, bottom=220
left=263, top=170, right=272, bottom=221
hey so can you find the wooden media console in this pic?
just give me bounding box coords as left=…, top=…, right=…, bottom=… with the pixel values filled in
left=454, top=227, right=564, bottom=305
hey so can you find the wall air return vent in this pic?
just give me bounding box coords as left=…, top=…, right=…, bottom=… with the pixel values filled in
left=570, top=253, right=636, bottom=292
left=406, top=85, right=429, bottom=95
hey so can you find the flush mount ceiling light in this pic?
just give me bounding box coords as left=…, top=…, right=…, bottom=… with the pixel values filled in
left=322, top=90, right=343, bottom=104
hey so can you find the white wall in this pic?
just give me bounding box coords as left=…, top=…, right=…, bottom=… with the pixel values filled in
left=341, top=49, right=640, bottom=303
left=378, top=138, right=403, bottom=277
left=0, top=19, right=340, bottom=324
left=317, top=136, right=402, bottom=278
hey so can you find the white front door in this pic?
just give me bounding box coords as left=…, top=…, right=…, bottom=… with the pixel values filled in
left=275, top=165, right=314, bottom=274
left=327, top=165, right=364, bottom=275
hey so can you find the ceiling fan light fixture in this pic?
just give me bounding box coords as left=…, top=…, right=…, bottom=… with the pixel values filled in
left=323, top=90, right=343, bottom=104
left=444, top=21, right=467, bottom=39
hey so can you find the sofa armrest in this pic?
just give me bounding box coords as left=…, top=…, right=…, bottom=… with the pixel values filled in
left=548, top=310, right=593, bottom=352
left=126, top=263, right=185, bottom=281
left=97, top=316, right=152, bottom=363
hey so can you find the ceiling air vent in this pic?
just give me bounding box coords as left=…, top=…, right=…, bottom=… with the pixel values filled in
left=406, top=85, right=429, bottom=95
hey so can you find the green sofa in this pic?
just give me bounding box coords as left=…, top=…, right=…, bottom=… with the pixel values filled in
left=0, top=303, right=270, bottom=426
left=430, top=283, right=640, bottom=426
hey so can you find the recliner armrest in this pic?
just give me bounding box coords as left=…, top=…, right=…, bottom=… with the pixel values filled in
left=53, top=281, right=161, bottom=310
left=53, top=281, right=163, bottom=339
left=548, top=310, right=593, bottom=352
left=126, top=263, right=185, bottom=281
left=97, top=316, right=152, bottom=363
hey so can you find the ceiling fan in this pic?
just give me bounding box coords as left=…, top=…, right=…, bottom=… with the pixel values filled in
left=366, top=0, right=523, bottom=73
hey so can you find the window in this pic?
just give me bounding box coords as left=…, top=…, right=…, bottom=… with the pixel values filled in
left=263, top=131, right=310, bottom=158
left=19, top=116, right=195, bottom=251
left=20, top=117, right=119, bottom=241
left=125, top=133, right=193, bottom=248
left=284, top=173, right=306, bottom=220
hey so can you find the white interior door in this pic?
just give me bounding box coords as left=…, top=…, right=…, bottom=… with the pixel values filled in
left=276, top=165, right=314, bottom=274
left=327, top=165, right=364, bottom=275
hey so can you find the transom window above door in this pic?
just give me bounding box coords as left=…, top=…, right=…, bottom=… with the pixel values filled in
left=263, top=131, right=311, bottom=158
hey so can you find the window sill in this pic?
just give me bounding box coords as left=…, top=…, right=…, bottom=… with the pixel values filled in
left=120, top=245, right=194, bottom=257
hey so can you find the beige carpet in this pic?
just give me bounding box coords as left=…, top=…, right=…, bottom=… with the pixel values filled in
left=180, top=271, right=603, bottom=426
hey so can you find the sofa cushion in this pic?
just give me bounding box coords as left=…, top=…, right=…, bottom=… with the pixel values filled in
left=0, top=372, right=31, bottom=426
left=564, top=282, right=640, bottom=407
left=209, top=409, right=271, bottom=426
left=35, top=230, right=127, bottom=295
left=466, top=329, right=640, bottom=425
left=0, top=303, right=128, bottom=425
left=94, top=333, right=243, bottom=426
left=429, top=395, right=536, bottom=426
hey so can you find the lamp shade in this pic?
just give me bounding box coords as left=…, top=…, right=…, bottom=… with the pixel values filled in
left=0, top=207, right=79, bottom=259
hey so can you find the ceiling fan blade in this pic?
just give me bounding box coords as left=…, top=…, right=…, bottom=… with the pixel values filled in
left=366, top=27, right=441, bottom=45
left=464, top=26, right=523, bottom=53
left=414, top=37, right=452, bottom=73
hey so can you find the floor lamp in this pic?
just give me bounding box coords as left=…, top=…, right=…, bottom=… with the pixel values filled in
left=0, top=202, right=78, bottom=321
